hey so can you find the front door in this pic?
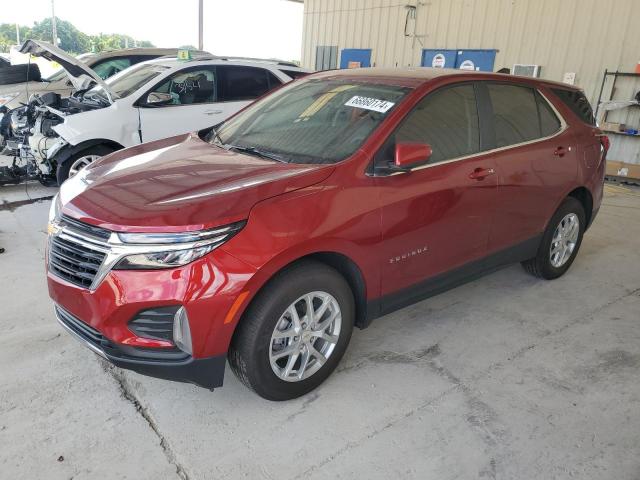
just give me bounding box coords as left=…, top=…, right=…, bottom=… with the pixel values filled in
left=375, top=83, right=498, bottom=298
left=138, top=64, right=281, bottom=143
left=138, top=66, right=223, bottom=143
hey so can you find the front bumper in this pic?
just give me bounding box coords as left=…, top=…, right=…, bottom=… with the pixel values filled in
left=55, top=304, right=226, bottom=389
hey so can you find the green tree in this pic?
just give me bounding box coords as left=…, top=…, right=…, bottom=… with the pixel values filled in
left=31, top=17, right=91, bottom=53
left=0, top=18, right=154, bottom=54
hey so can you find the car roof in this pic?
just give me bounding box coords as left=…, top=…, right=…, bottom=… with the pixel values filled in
left=307, top=67, right=582, bottom=91
left=85, top=48, right=210, bottom=63
left=139, top=56, right=310, bottom=71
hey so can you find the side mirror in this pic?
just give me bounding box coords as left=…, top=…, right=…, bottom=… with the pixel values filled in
left=394, top=142, right=432, bottom=170
left=145, top=91, right=173, bottom=106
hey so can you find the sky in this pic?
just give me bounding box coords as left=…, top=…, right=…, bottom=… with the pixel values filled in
left=4, top=0, right=304, bottom=61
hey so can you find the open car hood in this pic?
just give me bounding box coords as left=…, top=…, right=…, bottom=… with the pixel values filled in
left=19, top=40, right=115, bottom=103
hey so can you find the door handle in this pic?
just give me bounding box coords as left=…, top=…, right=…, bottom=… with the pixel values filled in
left=469, top=167, right=495, bottom=180
left=204, top=110, right=223, bottom=115
left=554, top=146, right=566, bottom=157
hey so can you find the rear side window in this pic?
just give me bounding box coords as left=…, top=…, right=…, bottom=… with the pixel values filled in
left=387, top=84, right=480, bottom=165
left=551, top=88, right=595, bottom=125
left=537, top=93, right=562, bottom=137
left=280, top=69, right=309, bottom=80
left=488, top=84, right=540, bottom=148
left=217, top=66, right=276, bottom=101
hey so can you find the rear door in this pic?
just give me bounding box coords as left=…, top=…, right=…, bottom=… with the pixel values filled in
left=482, top=82, right=578, bottom=254
left=215, top=65, right=282, bottom=119
left=375, top=83, right=498, bottom=297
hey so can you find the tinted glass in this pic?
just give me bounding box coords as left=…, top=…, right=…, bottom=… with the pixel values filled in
left=383, top=84, right=480, bottom=165
left=153, top=68, right=215, bottom=105
left=280, top=69, right=309, bottom=79
left=537, top=93, right=562, bottom=137
left=213, top=79, right=410, bottom=164
left=551, top=88, right=595, bottom=125
left=217, top=66, right=272, bottom=101
left=91, top=58, right=132, bottom=79
left=488, top=84, right=540, bottom=147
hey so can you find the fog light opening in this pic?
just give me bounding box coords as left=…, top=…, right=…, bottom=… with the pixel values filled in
left=173, top=307, right=193, bottom=355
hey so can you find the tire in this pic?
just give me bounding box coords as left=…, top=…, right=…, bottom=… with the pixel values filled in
left=229, top=260, right=355, bottom=401
left=56, top=145, right=115, bottom=185
left=0, top=64, right=41, bottom=85
left=521, top=197, right=586, bottom=280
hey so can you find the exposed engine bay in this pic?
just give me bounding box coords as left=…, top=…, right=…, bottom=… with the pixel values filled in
left=0, top=90, right=105, bottom=185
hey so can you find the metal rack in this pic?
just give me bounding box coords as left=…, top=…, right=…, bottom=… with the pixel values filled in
left=594, top=69, right=640, bottom=137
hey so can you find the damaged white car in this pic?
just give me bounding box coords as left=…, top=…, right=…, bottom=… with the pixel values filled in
left=4, top=40, right=309, bottom=185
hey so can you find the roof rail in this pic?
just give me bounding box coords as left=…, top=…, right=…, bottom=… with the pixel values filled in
left=192, top=55, right=300, bottom=67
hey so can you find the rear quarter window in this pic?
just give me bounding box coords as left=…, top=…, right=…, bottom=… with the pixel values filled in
left=551, top=88, right=595, bottom=125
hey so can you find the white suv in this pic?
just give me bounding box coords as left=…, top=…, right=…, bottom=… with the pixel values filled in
left=12, top=41, right=309, bottom=184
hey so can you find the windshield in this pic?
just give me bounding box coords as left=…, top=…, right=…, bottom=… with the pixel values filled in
left=211, top=79, right=410, bottom=164
left=87, top=63, right=170, bottom=101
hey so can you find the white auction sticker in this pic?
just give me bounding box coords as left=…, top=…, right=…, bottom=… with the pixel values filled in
left=344, top=96, right=395, bottom=113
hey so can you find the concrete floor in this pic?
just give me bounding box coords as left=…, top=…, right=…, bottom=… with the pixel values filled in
left=1, top=180, right=639, bottom=480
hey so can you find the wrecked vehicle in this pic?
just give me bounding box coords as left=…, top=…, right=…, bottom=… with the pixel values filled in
left=0, top=43, right=207, bottom=111
left=2, top=40, right=309, bottom=186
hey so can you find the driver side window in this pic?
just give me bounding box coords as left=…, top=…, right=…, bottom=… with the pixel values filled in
left=375, top=83, right=480, bottom=168
left=153, top=68, right=216, bottom=105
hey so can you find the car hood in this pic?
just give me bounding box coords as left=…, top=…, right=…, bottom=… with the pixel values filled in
left=59, top=133, right=335, bottom=232
left=19, top=40, right=115, bottom=103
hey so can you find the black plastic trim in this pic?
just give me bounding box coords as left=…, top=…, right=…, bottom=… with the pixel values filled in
left=363, top=234, right=542, bottom=327
left=55, top=305, right=225, bottom=389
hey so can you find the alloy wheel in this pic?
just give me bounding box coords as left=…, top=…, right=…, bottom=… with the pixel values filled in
left=68, top=154, right=101, bottom=178
left=269, top=291, right=342, bottom=382
left=549, top=213, right=580, bottom=268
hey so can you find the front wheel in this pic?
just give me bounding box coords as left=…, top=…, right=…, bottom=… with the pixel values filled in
left=522, top=197, right=586, bottom=279
left=229, top=261, right=354, bottom=400
left=56, top=145, right=115, bottom=185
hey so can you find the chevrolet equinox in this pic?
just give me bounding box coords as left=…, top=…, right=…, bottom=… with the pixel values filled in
left=47, top=68, right=608, bottom=400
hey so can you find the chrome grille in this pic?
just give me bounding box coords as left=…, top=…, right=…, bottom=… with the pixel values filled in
left=60, top=215, right=111, bottom=241
left=49, top=233, right=108, bottom=288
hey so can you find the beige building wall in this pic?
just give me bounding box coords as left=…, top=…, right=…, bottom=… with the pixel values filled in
left=300, top=0, right=640, bottom=164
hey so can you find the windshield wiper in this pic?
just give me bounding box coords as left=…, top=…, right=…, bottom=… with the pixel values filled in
left=226, top=144, right=288, bottom=163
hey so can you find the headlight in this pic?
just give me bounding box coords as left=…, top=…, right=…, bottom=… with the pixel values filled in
left=113, top=221, right=245, bottom=270
left=0, top=92, right=19, bottom=107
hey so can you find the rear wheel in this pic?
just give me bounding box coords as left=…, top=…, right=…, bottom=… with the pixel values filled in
left=522, top=197, right=585, bottom=279
left=56, top=145, right=115, bottom=185
left=229, top=261, right=354, bottom=400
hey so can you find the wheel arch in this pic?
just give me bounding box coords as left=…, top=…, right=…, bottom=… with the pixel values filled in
left=235, top=250, right=371, bottom=333
left=54, top=138, right=125, bottom=166
left=567, top=186, right=594, bottom=229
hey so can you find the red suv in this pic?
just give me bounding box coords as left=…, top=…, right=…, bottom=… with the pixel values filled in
left=47, top=68, right=608, bottom=400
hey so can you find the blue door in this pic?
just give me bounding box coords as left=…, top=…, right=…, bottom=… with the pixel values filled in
left=421, top=49, right=497, bottom=72
left=340, top=49, right=371, bottom=69
left=454, top=49, right=497, bottom=72
left=421, top=49, right=457, bottom=69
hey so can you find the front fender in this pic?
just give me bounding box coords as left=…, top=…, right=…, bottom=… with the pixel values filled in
left=52, top=101, right=139, bottom=148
